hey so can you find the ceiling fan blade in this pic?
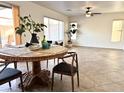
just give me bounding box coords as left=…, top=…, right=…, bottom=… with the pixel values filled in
left=92, top=13, right=102, bottom=15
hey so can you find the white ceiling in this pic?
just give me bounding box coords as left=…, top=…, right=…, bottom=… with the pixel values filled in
left=33, top=1, right=124, bottom=17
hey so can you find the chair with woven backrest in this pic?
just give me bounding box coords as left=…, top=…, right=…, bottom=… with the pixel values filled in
left=0, top=61, right=24, bottom=92
left=51, top=52, right=79, bottom=92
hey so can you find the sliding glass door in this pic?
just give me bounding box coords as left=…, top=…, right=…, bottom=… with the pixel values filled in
left=44, top=17, right=64, bottom=42
left=0, top=5, right=15, bottom=47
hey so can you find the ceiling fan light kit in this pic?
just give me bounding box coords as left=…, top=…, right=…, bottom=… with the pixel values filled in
left=85, top=13, right=91, bottom=17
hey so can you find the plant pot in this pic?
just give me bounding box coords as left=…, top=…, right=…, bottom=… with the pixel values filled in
left=30, top=33, right=39, bottom=44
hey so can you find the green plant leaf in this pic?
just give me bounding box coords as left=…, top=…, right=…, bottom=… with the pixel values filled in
left=20, top=17, right=23, bottom=21
left=34, top=28, right=40, bottom=32
left=36, top=23, right=40, bottom=27
left=16, top=29, right=25, bottom=35
left=72, top=29, right=77, bottom=34
left=26, top=22, right=31, bottom=27
left=40, top=24, right=47, bottom=27
left=40, top=28, right=44, bottom=31
left=15, top=15, right=47, bottom=35
left=24, top=16, right=28, bottom=19
left=20, top=24, right=25, bottom=29
left=70, top=30, right=73, bottom=33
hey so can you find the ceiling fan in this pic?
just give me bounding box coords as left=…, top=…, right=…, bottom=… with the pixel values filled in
left=85, top=7, right=102, bottom=17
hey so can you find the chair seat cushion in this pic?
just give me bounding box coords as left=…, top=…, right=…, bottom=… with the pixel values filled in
left=53, top=62, right=77, bottom=75
left=0, top=68, right=22, bottom=82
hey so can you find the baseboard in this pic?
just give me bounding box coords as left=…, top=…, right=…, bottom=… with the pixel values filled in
left=72, top=45, right=123, bottom=51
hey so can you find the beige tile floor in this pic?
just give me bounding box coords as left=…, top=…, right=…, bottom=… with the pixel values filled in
left=1, top=46, right=124, bottom=92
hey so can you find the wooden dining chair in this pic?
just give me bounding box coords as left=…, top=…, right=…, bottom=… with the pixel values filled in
left=51, top=52, right=79, bottom=92
left=0, top=61, right=24, bottom=92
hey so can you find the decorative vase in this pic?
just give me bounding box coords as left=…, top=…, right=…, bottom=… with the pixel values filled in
left=42, top=35, right=50, bottom=49
left=30, top=33, right=39, bottom=44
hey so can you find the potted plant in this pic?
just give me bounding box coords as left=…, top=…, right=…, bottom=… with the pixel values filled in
left=66, top=23, right=77, bottom=47
left=15, top=15, right=47, bottom=44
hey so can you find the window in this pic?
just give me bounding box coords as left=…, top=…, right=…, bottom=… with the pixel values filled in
left=44, top=17, right=64, bottom=41
left=0, top=6, right=15, bottom=47
left=111, top=20, right=123, bottom=42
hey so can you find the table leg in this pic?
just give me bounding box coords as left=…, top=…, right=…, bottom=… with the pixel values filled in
left=21, top=61, right=51, bottom=89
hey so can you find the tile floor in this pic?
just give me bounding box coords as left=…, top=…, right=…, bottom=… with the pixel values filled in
left=1, top=46, right=124, bottom=92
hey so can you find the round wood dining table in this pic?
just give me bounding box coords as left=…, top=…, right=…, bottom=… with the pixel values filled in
left=0, top=45, right=68, bottom=89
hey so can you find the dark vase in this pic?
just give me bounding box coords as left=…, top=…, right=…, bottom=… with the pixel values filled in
left=30, top=33, right=39, bottom=44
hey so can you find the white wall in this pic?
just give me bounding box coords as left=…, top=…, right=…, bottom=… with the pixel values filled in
left=69, top=13, right=124, bottom=49
left=9, top=1, right=69, bottom=45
